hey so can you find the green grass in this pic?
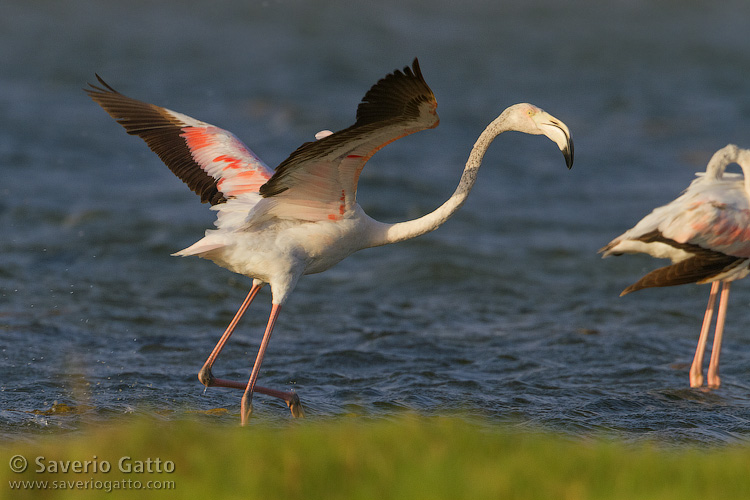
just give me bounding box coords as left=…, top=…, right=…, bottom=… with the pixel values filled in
left=2, top=415, right=749, bottom=500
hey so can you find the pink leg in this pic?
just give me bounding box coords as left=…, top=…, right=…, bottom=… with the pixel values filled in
left=198, top=287, right=303, bottom=419
left=198, top=284, right=262, bottom=388
left=241, top=304, right=293, bottom=425
left=707, top=282, right=731, bottom=389
left=689, top=281, right=720, bottom=388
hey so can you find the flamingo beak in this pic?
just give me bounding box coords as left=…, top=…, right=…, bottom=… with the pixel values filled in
left=539, top=114, right=574, bottom=169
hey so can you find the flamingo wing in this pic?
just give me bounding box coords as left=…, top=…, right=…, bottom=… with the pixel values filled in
left=604, top=175, right=750, bottom=258
left=86, top=76, right=273, bottom=205
left=256, top=58, right=439, bottom=222
left=618, top=230, right=746, bottom=294
left=657, top=177, right=750, bottom=258
left=604, top=174, right=750, bottom=294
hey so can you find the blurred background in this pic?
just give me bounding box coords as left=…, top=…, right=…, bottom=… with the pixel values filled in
left=2, top=0, right=750, bottom=443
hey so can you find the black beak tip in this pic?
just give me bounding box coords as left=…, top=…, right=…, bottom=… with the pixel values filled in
left=563, top=138, right=574, bottom=169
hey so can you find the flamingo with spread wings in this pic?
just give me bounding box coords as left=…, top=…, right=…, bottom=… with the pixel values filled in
left=88, top=59, right=574, bottom=423
left=601, top=144, right=750, bottom=389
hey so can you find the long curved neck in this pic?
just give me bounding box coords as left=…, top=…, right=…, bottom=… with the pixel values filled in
left=706, top=145, right=750, bottom=196
left=738, top=151, right=750, bottom=197
left=368, top=114, right=510, bottom=247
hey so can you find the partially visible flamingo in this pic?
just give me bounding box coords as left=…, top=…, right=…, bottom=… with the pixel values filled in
left=601, top=144, right=750, bottom=389
left=87, top=59, right=574, bottom=423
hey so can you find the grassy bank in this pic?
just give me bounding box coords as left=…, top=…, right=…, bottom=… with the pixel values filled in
left=2, top=415, right=748, bottom=500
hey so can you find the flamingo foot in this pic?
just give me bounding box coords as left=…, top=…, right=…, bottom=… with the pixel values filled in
left=688, top=368, right=704, bottom=388
left=198, top=367, right=304, bottom=420
left=197, top=365, right=215, bottom=388
left=287, top=392, right=305, bottom=418
left=707, top=372, right=721, bottom=390
left=240, top=392, right=253, bottom=426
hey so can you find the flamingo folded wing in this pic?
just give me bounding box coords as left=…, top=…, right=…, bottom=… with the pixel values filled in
left=656, top=184, right=750, bottom=259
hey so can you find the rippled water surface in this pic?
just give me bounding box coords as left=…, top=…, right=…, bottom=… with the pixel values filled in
left=3, top=0, right=750, bottom=444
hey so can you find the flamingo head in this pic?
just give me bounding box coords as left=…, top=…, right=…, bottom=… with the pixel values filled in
left=505, top=103, right=574, bottom=169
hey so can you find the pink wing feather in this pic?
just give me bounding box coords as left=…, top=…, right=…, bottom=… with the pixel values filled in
left=86, top=76, right=273, bottom=205
left=657, top=175, right=750, bottom=258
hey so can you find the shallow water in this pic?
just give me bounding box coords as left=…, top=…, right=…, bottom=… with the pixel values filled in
left=2, top=0, right=750, bottom=444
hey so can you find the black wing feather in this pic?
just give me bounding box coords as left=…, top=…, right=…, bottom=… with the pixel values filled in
left=86, top=75, right=226, bottom=205
left=621, top=230, right=746, bottom=295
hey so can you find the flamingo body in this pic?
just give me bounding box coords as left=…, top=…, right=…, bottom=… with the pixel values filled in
left=601, top=144, right=750, bottom=388
left=88, top=60, right=574, bottom=422
left=184, top=207, right=383, bottom=302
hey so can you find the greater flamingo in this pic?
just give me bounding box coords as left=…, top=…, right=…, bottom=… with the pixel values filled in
left=87, top=59, right=574, bottom=423
left=601, top=144, right=750, bottom=389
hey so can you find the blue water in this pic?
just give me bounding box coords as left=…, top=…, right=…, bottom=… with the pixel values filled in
left=3, top=0, right=750, bottom=444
